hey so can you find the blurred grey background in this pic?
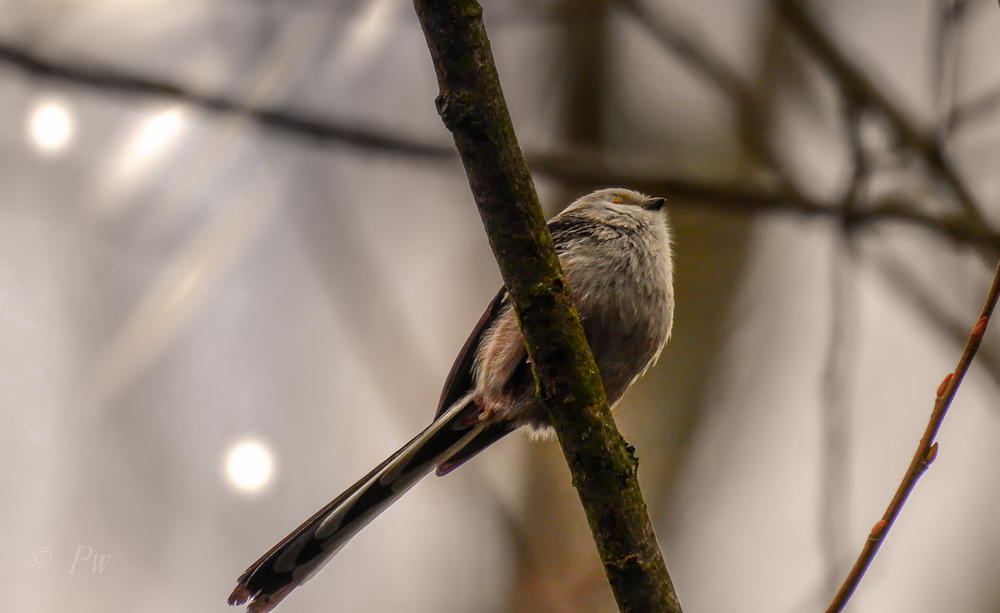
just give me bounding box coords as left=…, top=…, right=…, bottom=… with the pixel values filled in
left=2, top=0, right=1000, bottom=611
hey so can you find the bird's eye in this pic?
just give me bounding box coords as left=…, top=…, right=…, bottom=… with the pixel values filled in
left=613, top=197, right=624, bottom=204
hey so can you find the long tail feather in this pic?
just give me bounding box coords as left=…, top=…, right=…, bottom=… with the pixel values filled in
left=229, top=396, right=485, bottom=613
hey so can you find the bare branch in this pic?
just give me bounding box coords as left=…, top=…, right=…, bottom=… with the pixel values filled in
left=411, top=1, right=681, bottom=611
left=825, top=255, right=1000, bottom=612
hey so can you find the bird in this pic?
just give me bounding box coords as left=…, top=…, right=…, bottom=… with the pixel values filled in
left=229, top=188, right=675, bottom=612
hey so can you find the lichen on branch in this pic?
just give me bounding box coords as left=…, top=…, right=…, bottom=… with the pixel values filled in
left=412, top=0, right=682, bottom=611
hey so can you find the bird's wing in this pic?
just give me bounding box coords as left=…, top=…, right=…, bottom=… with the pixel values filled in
left=435, top=286, right=508, bottom=419
left=431, top=286, right=524, bottom=475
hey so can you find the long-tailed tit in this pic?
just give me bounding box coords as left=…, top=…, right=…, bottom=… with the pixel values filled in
left=229, top=188, right=675, bottom=612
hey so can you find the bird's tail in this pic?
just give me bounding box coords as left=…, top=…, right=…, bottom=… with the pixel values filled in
left=229, top=395, right=485, bottom=613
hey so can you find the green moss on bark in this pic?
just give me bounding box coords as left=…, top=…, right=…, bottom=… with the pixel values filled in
left=413, top=1, right=683, bottom=612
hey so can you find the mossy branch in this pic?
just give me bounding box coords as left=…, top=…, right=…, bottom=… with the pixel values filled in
left=412, top=1, right=681, bottom=611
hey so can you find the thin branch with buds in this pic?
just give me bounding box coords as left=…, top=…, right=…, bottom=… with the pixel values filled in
left=825, top=256, right=1000, bottom=612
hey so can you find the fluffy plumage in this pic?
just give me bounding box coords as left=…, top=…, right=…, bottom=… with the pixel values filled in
left=229, top=188, right=674, bottom=612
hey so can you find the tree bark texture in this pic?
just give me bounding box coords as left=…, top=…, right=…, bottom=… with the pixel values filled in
left=412, top=1, right=683, bottom=612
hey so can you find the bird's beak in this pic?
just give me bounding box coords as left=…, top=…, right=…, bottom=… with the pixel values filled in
left=644, top=197, right=666, bottom=211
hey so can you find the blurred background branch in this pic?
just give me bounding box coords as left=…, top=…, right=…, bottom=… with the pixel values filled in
left=0, top=30, right=997, bottom=250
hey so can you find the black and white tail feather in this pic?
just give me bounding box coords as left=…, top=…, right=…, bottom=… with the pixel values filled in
left=228, top=396, right=487, bottom=612
left=230, top=189, right=674, bottom=612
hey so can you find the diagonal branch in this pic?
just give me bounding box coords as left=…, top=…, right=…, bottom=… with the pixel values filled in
left=411, top=1, right=681, bottom=611
left=825, top=255, right=1000, bottom=612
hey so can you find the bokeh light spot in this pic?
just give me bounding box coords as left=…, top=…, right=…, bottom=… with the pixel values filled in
left=225, top=439, right=275, bottom=493
left=27, top=100, right=74, bottom=155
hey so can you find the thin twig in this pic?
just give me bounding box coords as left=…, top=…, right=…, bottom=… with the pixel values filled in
left=825, top=256, right=1000, bottom=612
